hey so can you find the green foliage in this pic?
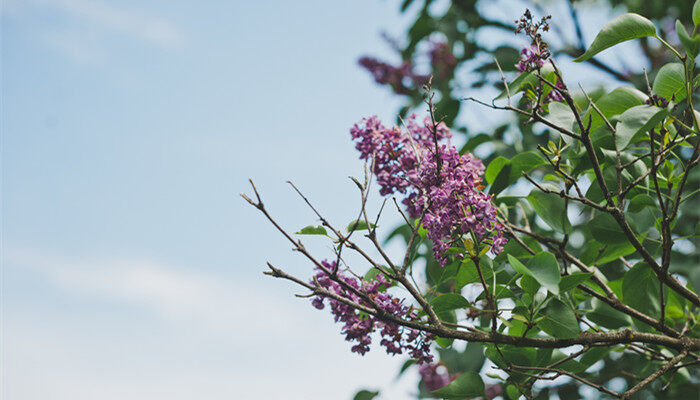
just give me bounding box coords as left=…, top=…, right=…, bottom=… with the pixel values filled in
left=431, top=372, right=485, bottom=398
left=295, top=225, right=327, bottom=235
left=346, top=1, right=700, bottom=398
left=573, top=13, right=656, bottom=62
left=353, top=389, right=380, bottom=400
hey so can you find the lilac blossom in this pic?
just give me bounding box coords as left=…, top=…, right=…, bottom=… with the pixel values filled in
left=516, top=45, right=546, bottom=72
left=419, top=362, right=503, bottom=398
left=350, top=116, right=506, bottom=266
left=429, top=41, right=457, bottom=78
left=419, top=362, right=454, bottom=391
left=310, top=260, right=434, bottom=363
left=358, top=57, right=429, bottom=95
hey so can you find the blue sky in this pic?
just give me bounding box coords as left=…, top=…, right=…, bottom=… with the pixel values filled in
left=1, top=1, right=632, bottom=399
left=1, top=1, right=427, bottom=399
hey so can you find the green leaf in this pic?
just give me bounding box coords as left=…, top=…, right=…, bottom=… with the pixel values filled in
left=295, top=225, right=327, bottom=235
left=546, top=102, right=577, bottom=144
left=628, top=194, right=657, bottom=212
left=622, top=262, right=661, bottom=317
left=676, top=20, right=700, bottom=59
left=527, top=186, right=572, bottom=234
left=653, top=63, right=687, bottom=102
left=353, top=390, right=380, bottom=400
left=584, top=86, right=647, bottom=133
left=432, top=372, right=485, bottom=399
left=510, top=151, right=547, bottom=181
left=559, top=273, right=593, bottom=293
left=507, top=254, right=530, bottom=276
left=589, top=213, right=629, bottom=244
left=520, top=274, right=541, bottom=295
left=574, top=13, right=656, bottom=62
left=461, top=133, right=491, bottom=152
left=490, top=151, right=546, bottom=196
left=525, top=252, right=561, bottom=295
left=485, top=156, right=509, bottom=184
left=537, top=298, right=579, bottom=339
left=431, top=293, right=471, bottom=313
left=397, top=359, right=417, bottom=377
left=614, top=105, right=668, bottom=150
left=506, top=385, right=520, bottom=400
left=346, top=219, right=376, bottom=232
left=579, top=347, right=611, bottom=370
left=587, top=298, right=632, bottom=329
left=694, top=0, right=700, bottom=28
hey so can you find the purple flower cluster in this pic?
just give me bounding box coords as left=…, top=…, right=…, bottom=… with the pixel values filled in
left=646, top=93, right=670, bottom=107
left=350, top=116, right=506, bottom=266
left=311, top=260, right=434, bottom=363
left=410, top=145, right=507, bottom=265
left=516, top=45, right=546, bottom=72
left=350, top=114, right=450, bottom=196
left=358, top=57, right=429, bottom=95
left=546, top=79, right=565, bottom=102
left=419, top=362, right=454, bottom=391
left=419, top=362, right=503, bottom=398
left=429, top=41, right=457, bottom=78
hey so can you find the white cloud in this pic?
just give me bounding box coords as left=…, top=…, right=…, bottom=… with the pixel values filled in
left=2, top=245, right=419, bottom=399
left=3, top=246, right=294, bottom=335
left=4, top=0, right=184, bottom=63
left=41, top=0, right=183, bottom=48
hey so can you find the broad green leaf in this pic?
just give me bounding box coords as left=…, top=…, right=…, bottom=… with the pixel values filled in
left=587, top=298, right=632, bottom=329
left=526, top=252, right=561, bottom=295
left=694, top=0, right=700, bottom=28
left=628, top=194, right=657, bottom=212
left=431, top=293, right=471, bottom=313
left=461, top=133, right=491, bottom=152
left=549, top=349, right=586, bottom=373
left=346, top=219, right=376, bottom=232
left=485, top=345, right=536, bottom=381
left=676, top=20, right=700, bottom=59
left=506, top=385, right=520, bottom=400
left=614, top=105, right=667, bottom=150
left=559, top=272, right=593, bottom=293
left=353, top=390, right=380, bottom=400
left=485, top=156, right=509, bottom=184
left=455, top=259, right=495, bottom=288
left=295, top=225, right=327, bottom=235
left=489, top=163, right=513, bottom=196
left=622, top=262, right=661, bottom=317
left=579, top=347, right=611, bottom=370
left=527, top=186, right=572, bottom=234
left=432, top=372, right=485, bottom=399
left=584, top=86, right=647, bottom=133
left=589, top=213, right=628, bottom=244
left=546, top=102, right=577, bottom=144
left=520, top=274, right=541, bottom=295
left=507, top=254, right=530, bottom=276
left=581, top=239, right=638, bottom=266
left=574, top=13, right=656, bottom=62
left=490, top=151, right=546, bottom=195
left=653, top=63, right=687, bottom=102
left=510, top=151, right=547, bottom=181
left=476, top=284, right=515, bottom=300
left=397, top=359, right=417, bottom=377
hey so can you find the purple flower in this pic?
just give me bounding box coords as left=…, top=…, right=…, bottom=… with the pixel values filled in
left=516, top=45, right=546, bottom=72
left=310, top=261, right=434, bottom=363
left=358, top=57, right=429, bottom=95
left=351, top=115, right=506, bottom=266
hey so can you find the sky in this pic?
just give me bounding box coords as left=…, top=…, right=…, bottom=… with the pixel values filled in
left=1, top=1, right=633, bottom=399
left=0, top=1, right=426, bottom=399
